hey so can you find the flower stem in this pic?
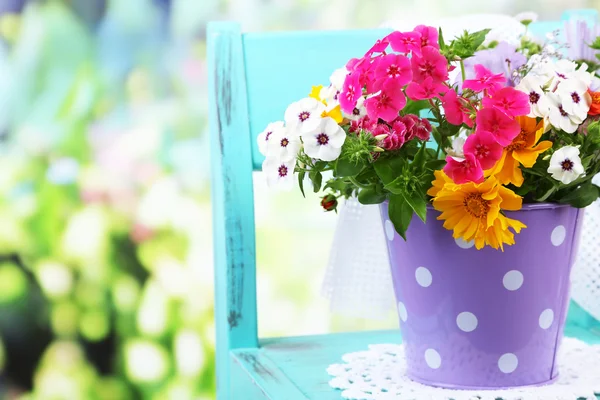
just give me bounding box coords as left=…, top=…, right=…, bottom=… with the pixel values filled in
left=348, top=176, right=369, bottom=189
left=460, top=59, right=466, bottom=82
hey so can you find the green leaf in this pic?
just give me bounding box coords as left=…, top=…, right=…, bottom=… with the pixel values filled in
left=558, top=183, right=600, bottom=208
left=590, top=36, right=600, bottom=50
left=388, top=194, right=414, bottom=241
left=582, top=154, right=595, bottom=169
left=402, top=100, right=429, bottom=116
left=426, top=159, right=446, bottom=171
left=471, top=28, right=491, bottom=50
left=535, top=184, right=558, bottom=202
left=309, top=171, right=323, bottom=193
left=298, top=170, right=306, bottom=197
left=412, top=141, right=428, bottom=169
left=432, top=126, right=443, bottom=148
left=383, top=176, right=407, bottom=195
left=438, top=27, right=446, bottom=51
left=401, top=190, right=427, bottom=223
left=374, top=157, right=407, bottom=185
left=357, top=187, right=387, bottom=205
left=451, top=29, right=491, bottom=59
left=335, top=158, right=364, bottom=177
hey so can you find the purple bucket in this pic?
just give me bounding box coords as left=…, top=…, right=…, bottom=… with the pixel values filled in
left=379, top=202, right=584, bottom=389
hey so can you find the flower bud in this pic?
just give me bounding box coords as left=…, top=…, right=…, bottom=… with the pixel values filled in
left=320, top=194, right=338, bottom=212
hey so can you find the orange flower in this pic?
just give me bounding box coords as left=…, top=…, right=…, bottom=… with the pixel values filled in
left=486, top=116, right=552, bottom=187
left=588, top=89, right=600, bottom=116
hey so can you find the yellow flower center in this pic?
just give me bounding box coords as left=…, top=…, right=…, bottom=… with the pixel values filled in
left=592, top=92, right=600, bottom=105
left=505, top=129, right=528, bottom=152
left=463, top=193, right=489, bottom=218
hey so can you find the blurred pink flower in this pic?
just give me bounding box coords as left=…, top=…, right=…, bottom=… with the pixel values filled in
left=463, top=64, right=505, bottom=94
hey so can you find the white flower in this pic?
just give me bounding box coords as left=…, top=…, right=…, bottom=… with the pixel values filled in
left=555, top=78, right=591, bottom=120
left=266, top=126, right=301, bottom=162
left=303, top=117, right=346, bottom=161
left=319, top=85, right=338, bottom=105
left=514, top=11, right=538, bottom=25
left=526, top=54, right=553, bottom=79
left=445, top=135, right=466, bottom=158
left=284, top=98, right=325, bottom=135
left=547, top=146, right=585, bottom=184
left=552, top=59, right=592, bottom=86
left=547, top=92, right=583, bottom=133
left=516, top=75, right=550, bottom=118
left=262, top=157, right=296, bottom=190
left=330, top=67, right=349, bottom=90
left=344, top=96, right=366, bottom=121
left=257, top=121, right=284, bottom=156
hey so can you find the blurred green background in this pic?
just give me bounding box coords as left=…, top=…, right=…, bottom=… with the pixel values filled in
left=0, top=0, right=597, bottom=399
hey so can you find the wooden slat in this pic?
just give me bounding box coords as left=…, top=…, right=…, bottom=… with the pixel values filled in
left=242, top=28, right=391, bottom=170
left=208, top=21, right=259, bottom=400
left=261, top=330, right=401, bottom=398
left=231, top=349, right=310, bottom=399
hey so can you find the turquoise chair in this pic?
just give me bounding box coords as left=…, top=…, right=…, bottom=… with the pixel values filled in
left=208, top=10, right=600, bottom=399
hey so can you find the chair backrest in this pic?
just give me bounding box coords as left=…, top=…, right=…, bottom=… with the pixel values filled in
left=207, top=10, right=597, bottom=397
left=207, top=22, right=391, bottom=397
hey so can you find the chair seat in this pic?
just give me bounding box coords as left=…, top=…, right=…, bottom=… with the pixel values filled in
left=230, top=325, right=600, bottom=399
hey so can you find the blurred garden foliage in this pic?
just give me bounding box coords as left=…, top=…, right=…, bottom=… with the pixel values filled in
left=2, top=0, right=600, bottom=399
left=0, top=0, right=213, bottom=398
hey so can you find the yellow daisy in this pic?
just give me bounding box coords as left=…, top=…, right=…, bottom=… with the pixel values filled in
left=428, top=171, right=526, bottom=251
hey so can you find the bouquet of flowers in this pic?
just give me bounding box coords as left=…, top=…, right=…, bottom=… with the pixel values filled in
left=258, top=20, right=600, bottom=250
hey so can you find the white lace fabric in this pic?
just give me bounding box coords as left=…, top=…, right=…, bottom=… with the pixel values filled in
left=327, top=338, right=600, bottom=400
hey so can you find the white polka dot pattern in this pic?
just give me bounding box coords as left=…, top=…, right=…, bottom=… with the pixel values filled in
left=498, top=353, right=519, bottom=374
left=456, top=312, right=478, bottom=332
left=425, top=349, right=442, bottom=369
left=415, top=267, right=432, bottom=287
left=539, top=309, right=554, bottom=330
left=551, top=225, right=566, bottom=246
left=398, top=302, right=407, bottom=322
left=503, top=270, right=524, bottom=291
left=455, top=237, right=475, bottom=249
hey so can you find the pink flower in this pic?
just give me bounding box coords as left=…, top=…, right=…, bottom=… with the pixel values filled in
left=443, top=153, right=484, bottom=184
left=349, top=115, right=378, bottom=134
left=463, top=131, right=503, bottom=170
left=406, top=76, right=448, bottom=100
left=441, top=90, right=473, bottom=127
left=387, top=31, right=422, bottom=56
left=401, top=114, right=432, bottom=140
left=373, top=54, right=412, bottom=88
left=481, top=87, right=531, bottom=117
left=414, top=25, right=439, bottom=49
left=411, top=46, right=448, bottom=84
left=365, top=38, right=390, bottom=57
left=340, top=72, right=362, bottom=114
left=475, top=107, right=520, bottom=146
left=383, top=120, right=406, bottom=150
left=462, top=64, right=506, bottom=94
left=364, top=79, right=406, bottom=122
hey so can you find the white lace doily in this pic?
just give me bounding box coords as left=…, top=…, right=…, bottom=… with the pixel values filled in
left=327, top=337, right=600, bottom=400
